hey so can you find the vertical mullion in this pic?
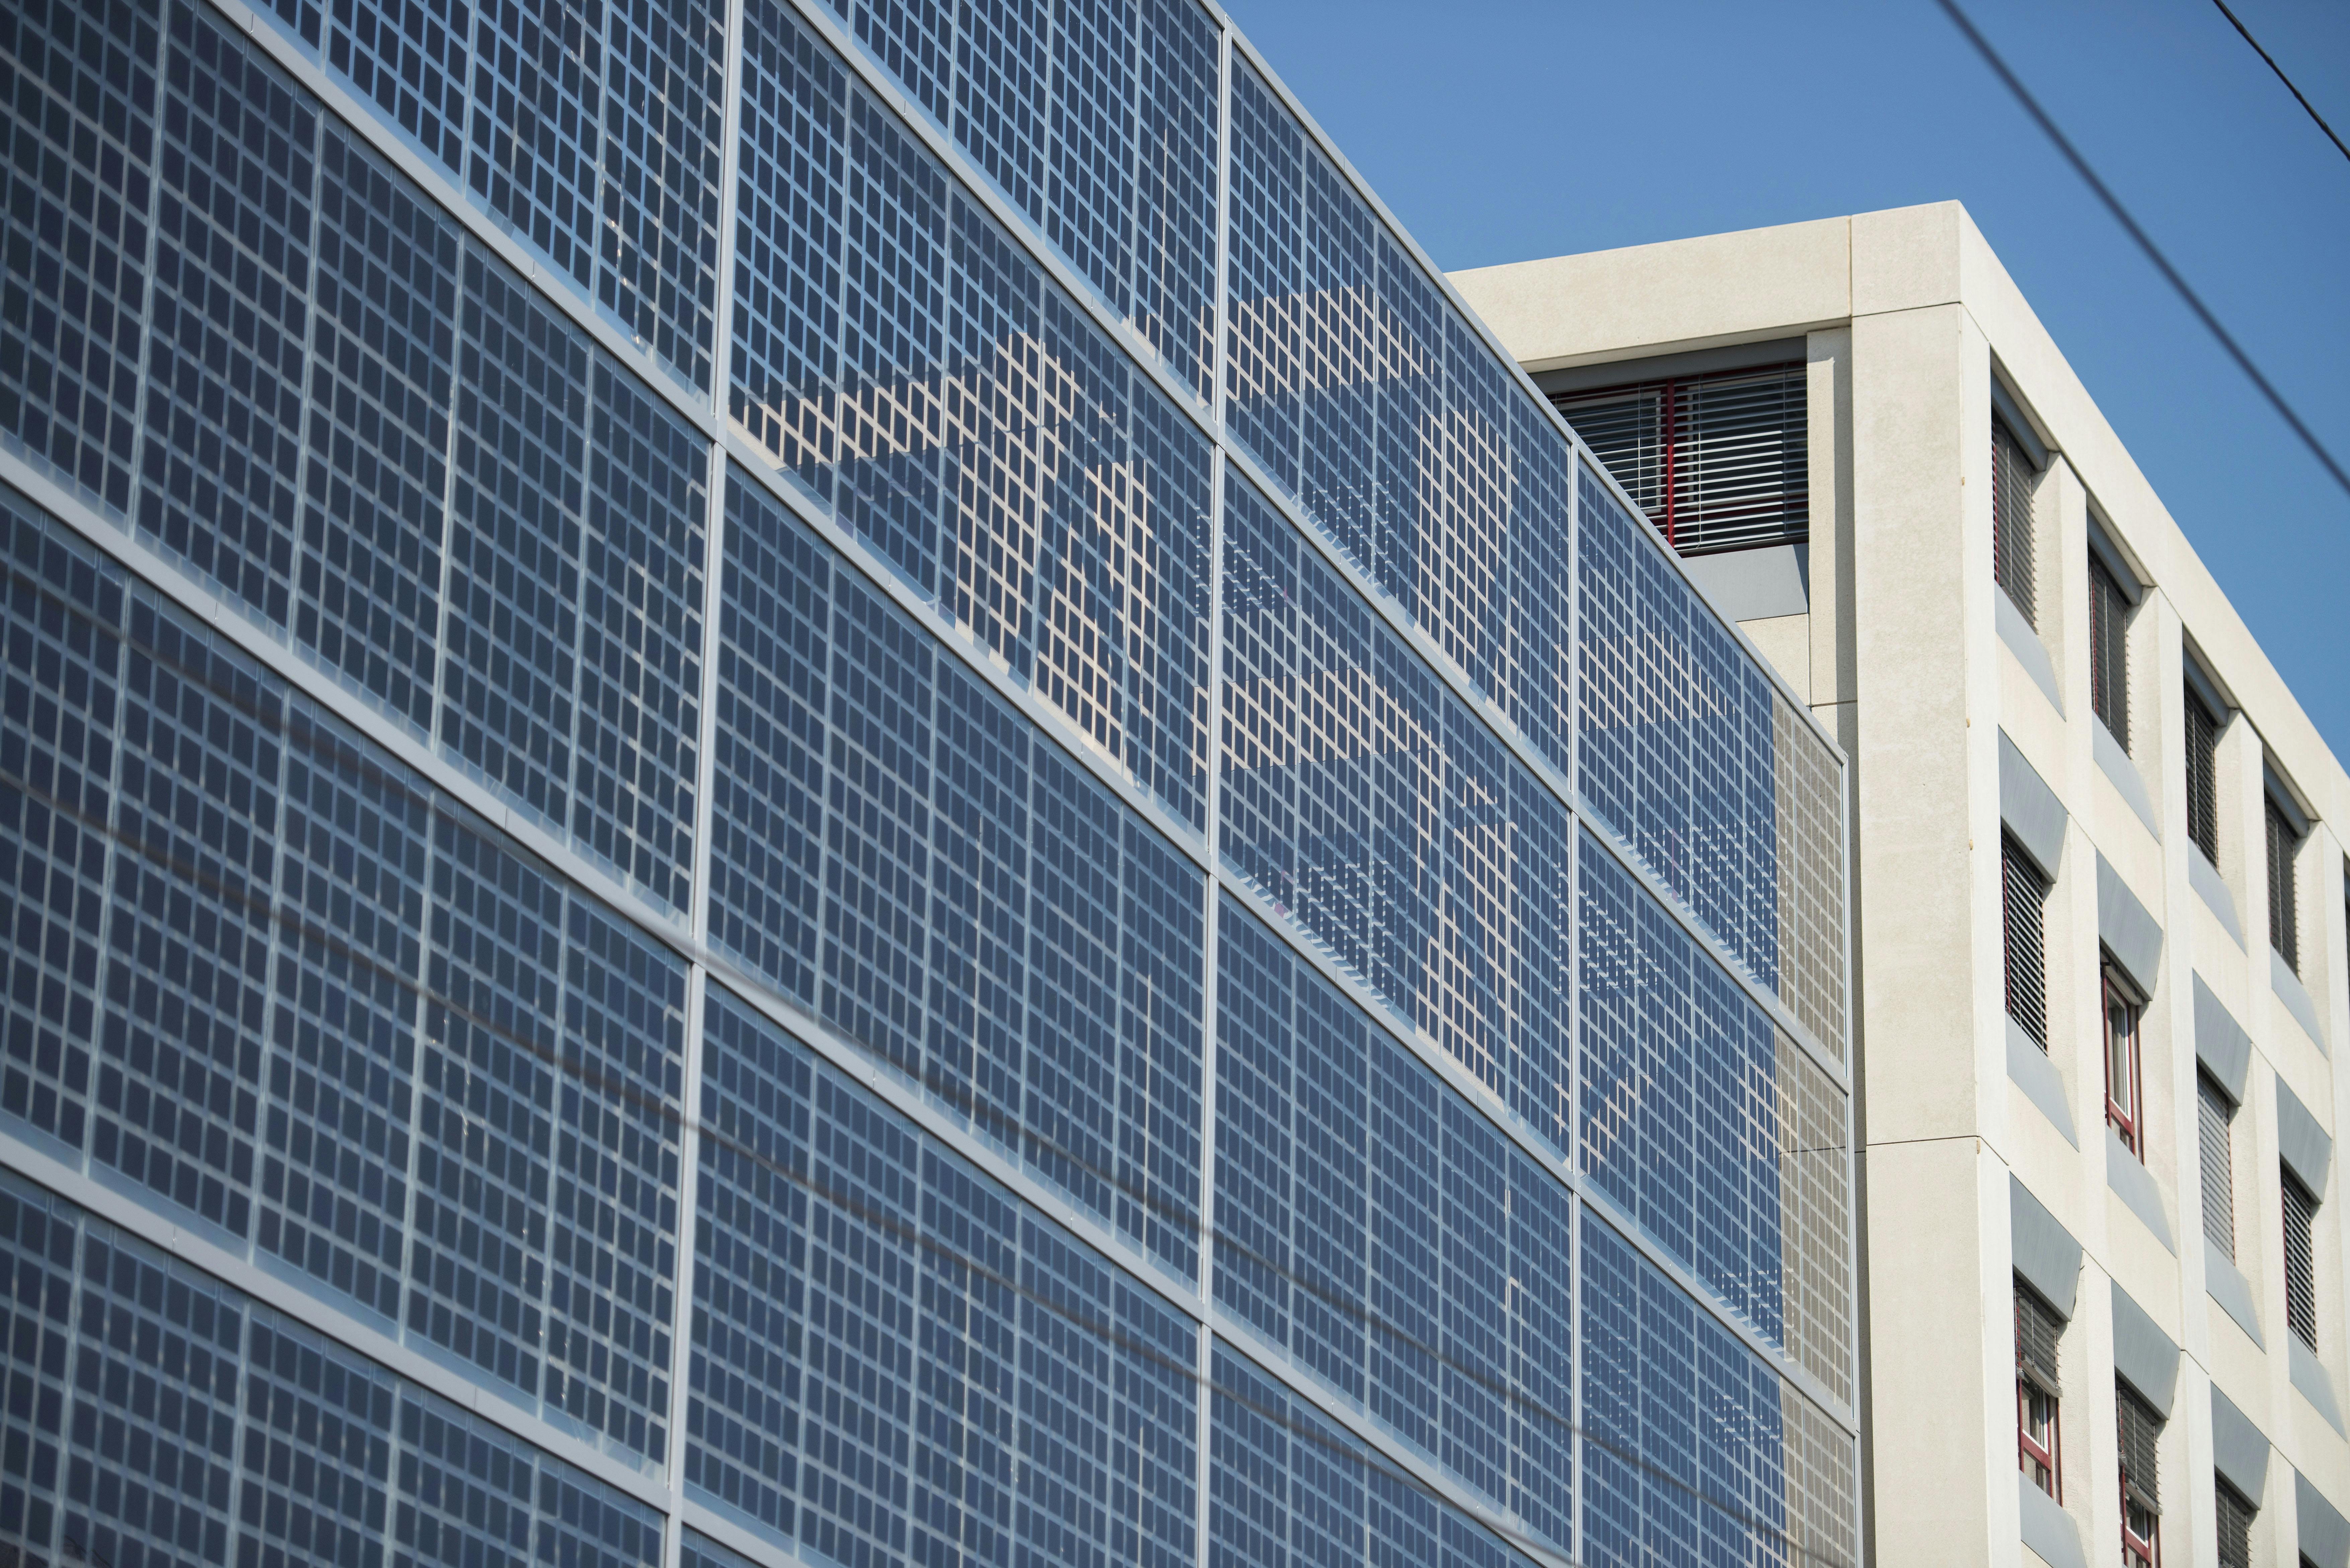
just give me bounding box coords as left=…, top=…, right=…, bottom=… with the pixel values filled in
left=1191, top=19, right=1235, bottom=1568
left=664, top=0, right=750, bottom=1556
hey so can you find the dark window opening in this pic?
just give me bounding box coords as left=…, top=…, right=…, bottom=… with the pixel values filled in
left=2016, top=1281, right=2062, bottom=1498
left=1551, top=362, right=1808, bottom=556
left=2200, top=1073, right=2235, bottom=1260
left=2003, top=834, right=2050, bottom=1047
left=2268, top=797, right=2302, bottom=972
left=2185, top=684, right=2221, bottom=864
left=2089, top=556, right=2130, bottom=750
left=1993, top=417, right=2039, bottom=626
left=2215, top=1480, right=2253, bottom=1568
left=2104, top=969, right=2145, bottom=1159
left=2285, top=1169, right=2319, bottom=1352
left=2118, top=1383, right=2161, bottom=1568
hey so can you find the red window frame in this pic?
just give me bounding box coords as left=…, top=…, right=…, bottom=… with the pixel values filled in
left=2105, top=970, right=2145, bottom=1159
left=2122, top=1495, right=2159, bottom=1568
left=2018, top=1377, right=2059, bottom=1498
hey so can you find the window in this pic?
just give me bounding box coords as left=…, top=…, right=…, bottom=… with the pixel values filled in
left=1993, top=416, right=2039, bottom=626
left=2285, top=1170, right=2319, bottom=1351
left=2104, top=969, right=2145, bottom=1158
left=1550, top=362, right=1808, bottom=555
left=2003, top=835, right=2050, bottom=1047
left=2016, top=1282, right=2062, bottom=1497
left=2268, top=796, right=2302, bottom=971
left=2185, top=683, right=2221, bottom=863
left=2200, top=1074, right=2236, bottom=1259
left=2089, top=556, right=2130, bottom=748
left=2215, top=1480, right=2254, bottom=1568
left=2117, top=1383, right=2162, bottom=1568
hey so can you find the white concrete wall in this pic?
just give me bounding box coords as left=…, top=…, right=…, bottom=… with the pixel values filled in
left=1455, top=202, right=2350, bottom=1568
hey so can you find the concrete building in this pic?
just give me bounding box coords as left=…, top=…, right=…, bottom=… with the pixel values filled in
left=1455, top=204, right=2350, bottom=1568
left=0, top=1, right=1860, bottom=1567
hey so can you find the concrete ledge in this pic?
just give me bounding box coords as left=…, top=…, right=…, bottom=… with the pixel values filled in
left=1999, top=729, right=2068, bottom=878
left=2190, top=851, right=2244, bottom=947
left=1683, top=542, right=1809, bottom=621
left=2092, top=722, right=2158, bottom=838
left=2194, top=976, right=2253, bottom=1102
left=2096, top=853, right=2164, bottom=996
left=1997, top=590, right=2064, bottom=714
left=2304, top=1472, right=2350, bottom=1568
left=2276, top=950, right=2329, bottom=1055
left=2212, top=1386, right=2270, bottom=1503
left=2019, top=1474, right=2087, bottom=1568
left=2106, top=1128, right=2174, bottom=1253
left=2007, top=1019, right=2078, bottom=1147
left=2293, top=1337, right=2348, bottom=1437
left=2206, top=1240, right=2266, bottom=1348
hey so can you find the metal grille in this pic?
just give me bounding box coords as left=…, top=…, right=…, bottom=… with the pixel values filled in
left=2216, top=1481, right=2254, bottom=1568
left=2268, top=799, right=2301, bottom=971
left=2201, top=1074, right=2236, bottom=1259
left=1993, top=419, right=2038, bottom=626
left=2015, top=1284, right=2061, bottom=1392
left=2117, top=1384, right=2161, bottom=1512
left=2003, top=836, right=2049, bottom=1046
left=2186, top=687, right=2220, bottom=861
left=2089, top=558, right=2129, bottom=749
left=2286, top=1171, right=2319, bottom=1350
left=1551, top=363, right=1808, bottom=555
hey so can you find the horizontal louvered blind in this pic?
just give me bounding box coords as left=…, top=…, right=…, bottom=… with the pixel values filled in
left=2089, top=557, right=2129, bottom=750
left=2268, top=799, right=2301, bottom=971
left=2200, top=1074, right=2234, bottom=1259
left=1552, top=363, right=1808, bottom=555
left=2117, top=1385, right=2162, bottom=1513
left=2216, top=1481, right=2253, bottom=1568
left=2015, top=1284, right=2061, bottom=1393
left=2185, top=686, right=2220, bottom=862
left=1993, top=418, right=2039, bottom=626
left=2003, top=835, right=2049, bottom=1046
left=2285, top=1171, right=2319, bottom=1350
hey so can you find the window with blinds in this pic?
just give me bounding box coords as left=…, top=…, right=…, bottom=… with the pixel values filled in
left=2117, top=1384, right=2162, bottom=1568
left=2104, top=973, right=2144, bottom=1159
left=1993, top=417, right=2040, bottom=626
left=2003, top=835, right=2050, bottom=1047
left=2200, top=1074, right=2235, bottom=1259
left=2215, top=1480, right=2254, bottom=1568
left=2016, top=1281, right=2062, bottom=1498
left=1550, top=363, right=1808, bottom=555
left=2186, top=684, right=2221, bottom=863
left=2089, top=557, right=2130, bottom=750
left=2268, top=797, right=2301, bottom=972
left=2285, top=1170, right=2319, bottom=1351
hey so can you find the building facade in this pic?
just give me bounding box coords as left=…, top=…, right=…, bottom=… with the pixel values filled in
left=1455, top=204, right=2350, bottom=1568
left=0, top=1, right=1856, bottom=1566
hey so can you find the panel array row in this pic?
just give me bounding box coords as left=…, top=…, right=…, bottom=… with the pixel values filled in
left=0, top=494, right=686, bottom=1467
left=1, top=0, right=708, bottom=910
left=0, top=1171, right=667, bottom=1568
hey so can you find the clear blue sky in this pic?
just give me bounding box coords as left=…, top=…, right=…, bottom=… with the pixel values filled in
left=1222, top=0, right=2350, bottom=762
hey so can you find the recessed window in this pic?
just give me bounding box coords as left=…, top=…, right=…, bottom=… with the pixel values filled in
left=2088, top=556, right=2130, bottom=749
left=2117, top=1382, right=2162, bottom=1568
left=2199, top=1073, right=2235, bottom=1259
left=2016, top=1281, right=2062, bottom=1497
left=2215, top=1479, right=2254, bottom=1568
left=2104, top=969, right=2145, bottom=1159
left=2184, top=682, right=2221, bottom=864
left=2003, top=835, right=2050, bottom=1047
left=1551, top=362, right=1808, bottom=556
left=2267, top=796, right=2302, bottom=972
left=1993, top=417, right=2039, bottom=627
left=2285, top=1170, right=2320, bottom=1352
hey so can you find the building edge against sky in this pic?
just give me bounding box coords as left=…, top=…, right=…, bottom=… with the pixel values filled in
left=0, top=2, right=1856, bottom=1568
left=1454, top=204, right=2350, bottom=1568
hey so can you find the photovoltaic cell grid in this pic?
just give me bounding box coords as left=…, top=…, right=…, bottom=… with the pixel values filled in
left=1211, top=897, right=1572, bottom=1556
left=0, top=1171, right=665, bottom=1568
left=1579, top=832, right=1851, bottom=1402
left=730, top=0, right=1214, bottom=828
left=4, top=0, right=710, bottom=913
left=1222, top=58, right=1578, bottom=784
left=1208, top=1340, right=1547, bottom=1568
left=686, top=985, right=1199, bottom=1567
left=1218, top=470, right=1573, bottom=1150
left=1580, top=1210, right=1855, bottom=1568
left=1579, top=463, right=1847, bottom=1054
left=0, top=488, right=688, bottom=1469
left=708, top=469, right=1207, bottom=1279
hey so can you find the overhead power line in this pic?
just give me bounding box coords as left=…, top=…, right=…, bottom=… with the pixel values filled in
left=1930, top=0, right=2350, bottom=502
left=2209, top=0, right=2350, bottom=166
